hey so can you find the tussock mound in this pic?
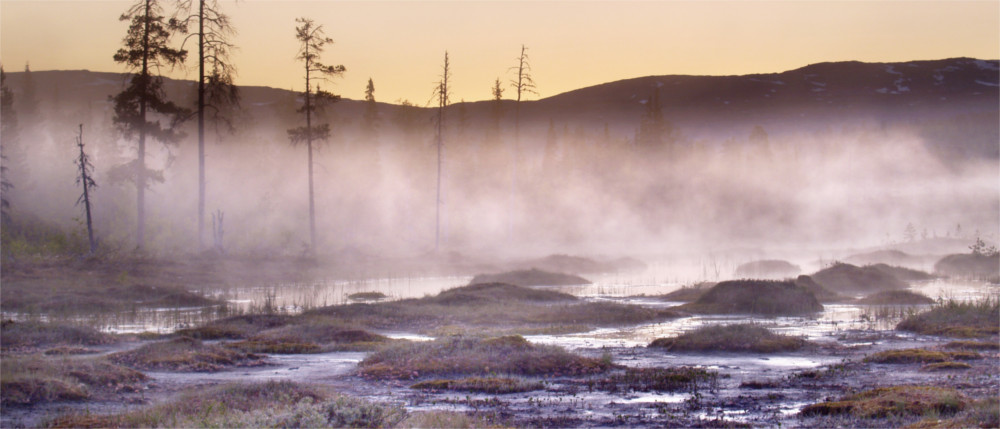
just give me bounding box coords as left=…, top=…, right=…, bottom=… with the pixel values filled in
left=934, top=254, right=999, bottom=279
left=429, top=282, right=578, bottom=305
left=733, top=260, right=801, bottom=279
left=676, top=280, right=822, bottom=315
left=869, top=264, right=935, bottom=282
left=810, top=263, right=908, bottom=295
left=516, top=254, right=647, bottom=274
left=650, top=323, right=808, bottom=353
left=856, top=290, right=935, bottom=305
left=469, top=268, right=590, bottom=287
left=792, top=275, right=844, bottom=303
left=658, top=282, right=715, bottom=302
left=845, top=249, right=921, bottom=267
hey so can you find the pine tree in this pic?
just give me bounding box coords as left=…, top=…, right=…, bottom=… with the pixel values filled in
left=111, top=0, right=189, bottom=250
left=362, top=77, right=378, bottom=138
left=287, top=17, right=345, bottom=256
left=175, top=0, right=240, bottom=249
left=0, top=67, right=17, bottom=226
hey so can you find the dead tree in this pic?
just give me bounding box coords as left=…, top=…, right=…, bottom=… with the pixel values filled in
left=75, top=124, right=97, bottom=254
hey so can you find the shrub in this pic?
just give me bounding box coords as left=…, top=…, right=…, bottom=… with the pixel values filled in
left=649, top=323, right=808, bottom=353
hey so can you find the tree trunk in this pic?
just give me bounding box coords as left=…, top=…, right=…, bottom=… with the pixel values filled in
left=197, top=0, right=206, bottom=249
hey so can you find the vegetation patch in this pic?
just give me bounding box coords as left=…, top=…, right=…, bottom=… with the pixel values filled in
left=588, top=366, right=717, bottom=393
left=943, top=340, right=1000, bottom=351
left=649, top=323, right=808, bottom=353
left=411, top=377, right=543, bottom=394
left=800, top=385, right=966, bottom=419
left=733, top=259, right=801, bottom=279
left=793, top=275, right=845, bottom=302
left=1, top=355, right=146, bottom=405
left=921, top=361, right=972, bottom=371
left=0, top=274, right=218, bottom=314
left=856, top=290, right=935, bottom=305
left=896, top=298, right=1000, bottom=338
left=515, top=254, right=647, bottom=275
left=869, top=263, right=935, bottom=282
left=810, top=262, right=909, bottom=295
left=307, top=283, right=677, bottom=333
left=908, top=398, right=1000, bottom=429
left=469, top=269, right=590, bottom=287
left=347, top=291, right=388, bottom=301
left=396, top=411, right=486, bottom=429
left=176, top=314, right=293, bottom=339
left=109, top=336, right=266, bottom=371
left=675, top=280, right=822, bottom=315
left=656, top=282, right=714, bottom=302
left=934, top=253, right=1000, bottom=279
left=1, top=319, right=116, bottom=352
left=49, top=380, right=407, bottom=429
left=359, top=335, right=613, bottom=380
left=864, top=348, right=981, bottom=364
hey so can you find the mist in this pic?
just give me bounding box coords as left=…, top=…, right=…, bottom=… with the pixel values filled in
left=2, top=65, right=997, bottom=267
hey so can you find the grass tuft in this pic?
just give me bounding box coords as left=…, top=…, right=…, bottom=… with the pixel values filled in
left=896, top=298, right=1000, bottom=338
left=676, top=280, right=822, bottom=315
left=1, top=355, right=146, bottom=406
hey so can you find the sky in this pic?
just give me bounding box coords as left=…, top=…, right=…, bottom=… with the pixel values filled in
left=1, top=0, right=998, bottom=103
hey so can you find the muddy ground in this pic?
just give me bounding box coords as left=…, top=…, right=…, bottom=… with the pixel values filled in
left=4, top=316, right=997, bottom=428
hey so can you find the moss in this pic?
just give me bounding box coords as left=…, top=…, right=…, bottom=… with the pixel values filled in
left=411, top=377, right=543, bottom=394
left=649, top=323, right=808, bottom=353
left=676, top=280, right=822, bottom=315
left=801, top=385, right=966, bottom=419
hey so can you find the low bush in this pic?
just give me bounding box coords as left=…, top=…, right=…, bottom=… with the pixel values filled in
left=359, top=335, right=613, bottom=379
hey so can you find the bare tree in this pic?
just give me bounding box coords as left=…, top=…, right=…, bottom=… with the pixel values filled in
left=431, top=51, right=451, bottom=252
left=111, top=0, right=189, bottom=250
left=175, top=0, right=240, bottom=249
left=509, top=44, right=538, bottom=142
left=75, top=124, right=97, bottom=254
left=286, top=17, right=345, bottom=256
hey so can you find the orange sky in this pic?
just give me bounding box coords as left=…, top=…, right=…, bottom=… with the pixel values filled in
left=2, top=0, right=998, bottom=103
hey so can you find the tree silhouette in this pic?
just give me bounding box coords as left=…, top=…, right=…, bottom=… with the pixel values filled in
left=362, top=77, right=378, bottom=138
left=0, top=67, right=17, bottom=226
left=486, top=77, right=504, bottom=147
left=175, top=0, right=240, bottom=249
left=432, top=51, right=451, bottom=252
left=287, top=17, right=345, bottom=256
left=111, top=0, right=189, bottom=250
left=509, top=44, right=538, bottom=141
left=75, top=124, right=98, bottom=255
